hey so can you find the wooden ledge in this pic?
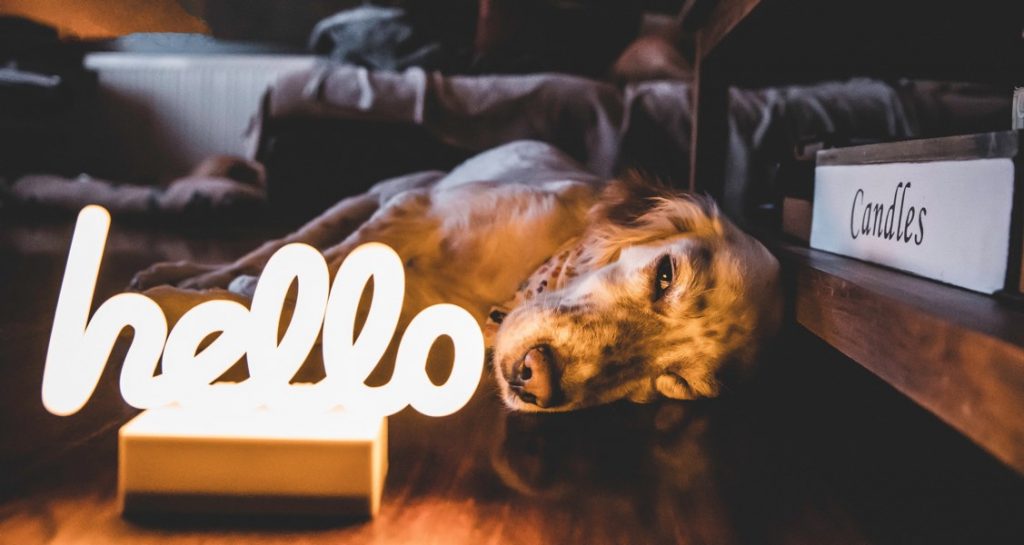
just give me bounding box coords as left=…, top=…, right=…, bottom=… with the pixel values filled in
left=773, top=241, right=1024, bottom=474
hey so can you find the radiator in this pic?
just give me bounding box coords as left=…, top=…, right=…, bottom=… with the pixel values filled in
left=83, top=53, right=317, bottom=183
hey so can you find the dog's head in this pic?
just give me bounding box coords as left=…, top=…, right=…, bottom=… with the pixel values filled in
left=491, top=177, right=781, bottom=412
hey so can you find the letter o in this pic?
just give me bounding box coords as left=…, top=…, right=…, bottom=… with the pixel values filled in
left=398, top=304, right=485, bottom=417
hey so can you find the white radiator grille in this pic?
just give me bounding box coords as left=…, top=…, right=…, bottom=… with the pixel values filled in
left=83, top=53, right=317, bottom=183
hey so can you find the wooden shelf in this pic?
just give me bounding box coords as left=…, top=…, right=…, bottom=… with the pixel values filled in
left=683, top=0, right=1024, bottom=473
left=773, top=240, right=1024, bottom=473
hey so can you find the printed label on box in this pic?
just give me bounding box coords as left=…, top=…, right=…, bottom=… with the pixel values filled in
left=810, top=158, right=1015, bottom=293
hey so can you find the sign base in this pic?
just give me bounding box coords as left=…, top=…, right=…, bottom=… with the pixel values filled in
left=118, top=407, right=387, bottom=518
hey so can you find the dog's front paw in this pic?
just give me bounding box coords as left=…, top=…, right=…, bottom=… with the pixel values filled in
left=176, top=268, right=241, bottom=290
left=129, top=261, right=222, bottom=290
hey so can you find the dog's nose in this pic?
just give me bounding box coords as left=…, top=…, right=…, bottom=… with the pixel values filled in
left=510, top=345, right=560, bottom=408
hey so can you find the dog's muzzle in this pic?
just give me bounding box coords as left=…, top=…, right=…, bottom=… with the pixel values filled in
left=508, top=345, right=562, bottom=408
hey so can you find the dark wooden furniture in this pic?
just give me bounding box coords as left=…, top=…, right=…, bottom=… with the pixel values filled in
left=685, top=0, right=1023, bottom=208
left=681, top=0, right=1024, bottom=474
left=777, top=241, right=1024, bottom=473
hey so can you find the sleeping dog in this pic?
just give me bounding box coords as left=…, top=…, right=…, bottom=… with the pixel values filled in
left=132, top=141, right=782, bottom=412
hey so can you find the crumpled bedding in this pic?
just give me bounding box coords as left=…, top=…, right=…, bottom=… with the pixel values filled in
left=308, top=6, right=459, bottom=72
left=7, top=173, right=266, bottom=216
left=266, top=63, right=917, bottom=180
left=265, top=64, right=624, bottom=177
left=261, top=63, right=922, bottom=219
left=5, top=156, right=267, bottom=218
left=8, top=61, right=1003, bottom=220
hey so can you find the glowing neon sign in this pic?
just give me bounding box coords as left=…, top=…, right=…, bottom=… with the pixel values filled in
left=42, top=205, right=485, bottom=418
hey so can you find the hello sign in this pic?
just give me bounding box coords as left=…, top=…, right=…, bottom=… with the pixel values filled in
left=42, top=206, right=485, bottom=418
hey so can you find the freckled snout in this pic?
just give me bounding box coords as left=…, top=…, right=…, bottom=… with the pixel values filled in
left=508, top=346, right=562, bottom=408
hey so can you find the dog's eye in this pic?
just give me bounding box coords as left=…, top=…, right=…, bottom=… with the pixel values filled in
left=652, top=255, right=674, bottom=301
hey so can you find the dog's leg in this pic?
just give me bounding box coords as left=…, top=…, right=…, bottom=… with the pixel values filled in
left=131, top=170, right=446, bottom=291
left=319, top=188, right=438, bottom=273
left=130, top=192, right=381, bottom=290
left=128, top=261, right=224, bottom=290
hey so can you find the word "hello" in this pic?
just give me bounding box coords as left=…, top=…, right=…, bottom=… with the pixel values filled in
left=42, top=206, right=484, bottom=418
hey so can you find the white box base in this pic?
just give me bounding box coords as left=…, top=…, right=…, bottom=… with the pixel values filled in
left=118, top=408, right=387, bottom=518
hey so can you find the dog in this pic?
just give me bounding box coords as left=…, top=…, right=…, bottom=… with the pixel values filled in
left=131, top=140, right=782, bottom=412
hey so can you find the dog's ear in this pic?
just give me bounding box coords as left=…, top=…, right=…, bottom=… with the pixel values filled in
left=583, top=172, right=721, bottom=266
left=592, top=172, right=720, bottom=235
left=655, top=370, right=720, bottom=400
left=592, top=172, right=670, bottom=227
left=654, top=372, right=697, bottom=400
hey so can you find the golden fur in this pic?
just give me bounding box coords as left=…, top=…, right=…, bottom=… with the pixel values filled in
left=132, top=141, right=781, bottom=412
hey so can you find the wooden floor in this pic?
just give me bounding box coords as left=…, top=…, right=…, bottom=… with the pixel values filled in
left=1, top=214, right=1022, bottom=544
